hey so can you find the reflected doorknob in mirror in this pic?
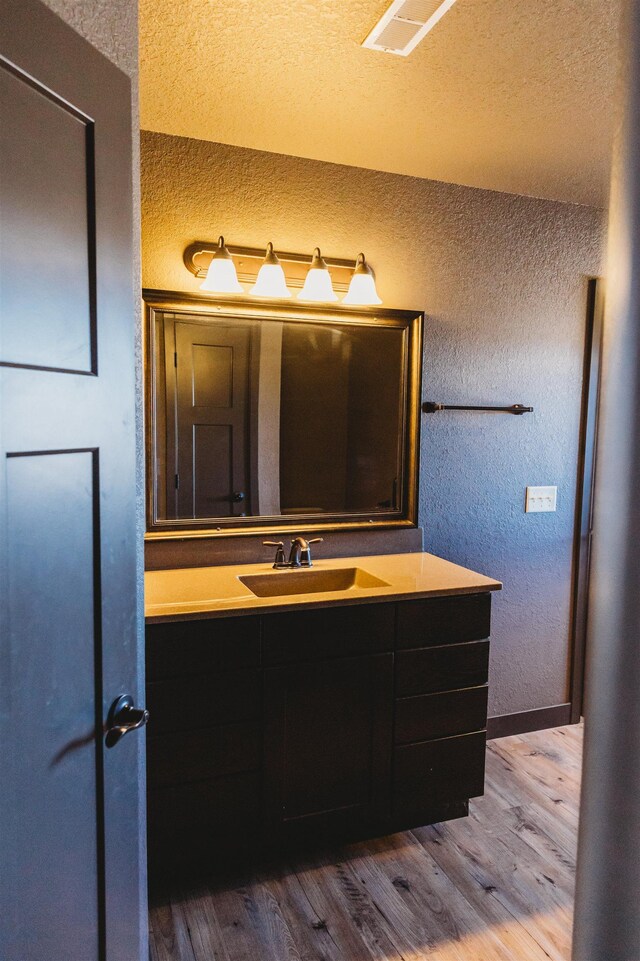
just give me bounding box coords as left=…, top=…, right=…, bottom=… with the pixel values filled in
left=232, top=492, right=245, bottom=502
left=105, top=694, right=149, bottom=749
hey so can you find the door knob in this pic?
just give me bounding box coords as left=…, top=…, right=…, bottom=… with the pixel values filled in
left=105, top=694, right=149, bottom=749
left=233, top=491, right=245, bottom=502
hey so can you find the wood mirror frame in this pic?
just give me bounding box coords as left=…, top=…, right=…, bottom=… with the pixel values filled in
left=144, top=289, right=423, bottom=540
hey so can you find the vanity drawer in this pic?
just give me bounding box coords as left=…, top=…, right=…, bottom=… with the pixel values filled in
left=146, top=615, right=261, bottom=680
left=146, top=668, right=261, bottom=734
left=262, top=603, right=395, bottom=664
left=393, top=732, right=486, bottom=820
left=147, top=720, right=261, bottom=788
left=395, top=686, right=488, bottom=744
left=395, top=640, right=489, bottom=697
left=396, top=593, right=491, bottom=650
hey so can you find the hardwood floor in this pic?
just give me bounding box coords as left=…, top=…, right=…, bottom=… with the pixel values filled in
left=149, top=723, right=582, bottom=961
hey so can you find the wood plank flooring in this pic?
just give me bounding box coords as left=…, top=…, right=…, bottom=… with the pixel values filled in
left=149, top=723, right=583, bottom=961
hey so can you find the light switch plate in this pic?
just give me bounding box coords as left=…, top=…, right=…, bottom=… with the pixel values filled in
left=526, top=485, right=557, bottom=513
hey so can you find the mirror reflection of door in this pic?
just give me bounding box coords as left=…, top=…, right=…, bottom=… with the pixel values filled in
left=148, top=296, right=421, bottom=531
left=166, top=318, right=253, bottom=518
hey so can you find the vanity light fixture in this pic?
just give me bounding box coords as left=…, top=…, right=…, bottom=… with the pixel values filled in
left=199, top=235, right=244, bottom=293
left=184, top=240, right=382, bottom=302
left=342, top=253, right=382, bottom=306
left=250, top=242, right=291, bottom=298
left=298, top=247, right=339, bottom=303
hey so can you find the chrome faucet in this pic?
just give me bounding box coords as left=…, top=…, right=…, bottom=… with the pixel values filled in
left=263, top=536, right=324, bottom=569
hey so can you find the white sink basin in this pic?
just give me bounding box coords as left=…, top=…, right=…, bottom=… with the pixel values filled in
left=239, top=567, right=390, bottom=598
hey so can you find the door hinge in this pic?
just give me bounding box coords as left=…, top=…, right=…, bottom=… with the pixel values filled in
left=175, top=473, right=179, bottom=489
left=174, top=351, right=178, bottom=367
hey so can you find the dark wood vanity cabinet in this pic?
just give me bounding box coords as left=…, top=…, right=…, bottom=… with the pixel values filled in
left=146, top=591, right=492, bottom=876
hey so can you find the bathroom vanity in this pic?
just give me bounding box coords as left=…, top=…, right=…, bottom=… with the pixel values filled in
left=142, top=291, right=500, bottom=879
left=145, top=552, right=500, bottom=877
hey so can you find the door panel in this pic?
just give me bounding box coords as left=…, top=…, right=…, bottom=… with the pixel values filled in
left=193, top=424, right=233, bottom=517
left=5, top=451, right=100, bottom=960
left=0, top=2, right=143, bottom=959
left=171, top=319, right=251, bottom=517
left=0, top=64, right=94, bottom=373
left=192, top=343, right=233, bottom=407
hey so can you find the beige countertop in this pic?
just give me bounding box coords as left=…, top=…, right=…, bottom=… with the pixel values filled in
left=145, top=551, right=502, bottom=623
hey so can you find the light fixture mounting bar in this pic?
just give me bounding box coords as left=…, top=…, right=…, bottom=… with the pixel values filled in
left=184, top=241, right=358, bottom=293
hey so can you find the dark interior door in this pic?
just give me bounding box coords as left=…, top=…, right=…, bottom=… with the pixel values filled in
left=0, top=3, right=144, bottom=960
left=169, top=318, right=251, bottom=517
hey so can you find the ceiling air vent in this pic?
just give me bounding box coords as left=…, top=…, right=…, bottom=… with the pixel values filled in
left=362, top=0, right=458, bottom=56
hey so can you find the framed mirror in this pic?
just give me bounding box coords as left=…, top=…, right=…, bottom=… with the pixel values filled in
left=144, top=290, right=423, bottom=538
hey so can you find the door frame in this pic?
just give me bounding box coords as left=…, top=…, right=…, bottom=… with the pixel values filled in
left=568, top=277, right=604, bottom=723
left=487, top=277, right=604, bottom=740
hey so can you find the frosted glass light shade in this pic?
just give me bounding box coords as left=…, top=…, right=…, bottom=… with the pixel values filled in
left=342, top=253, right=382, bottom=305
left=250, top=243, right=291, bottom=298
left=200, top=236, right=244, bottom=293
left=298, top=247, right=338, bottom=302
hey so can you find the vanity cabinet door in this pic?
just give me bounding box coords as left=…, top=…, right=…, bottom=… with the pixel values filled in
left=146, top=615, right=263, bottom=878
left=264, top=653, right=393, bottom=845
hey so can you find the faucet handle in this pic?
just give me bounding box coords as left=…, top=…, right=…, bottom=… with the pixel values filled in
left=263, top=541, right=287, bottom=569
left=300, top=537, right=323, bottom=567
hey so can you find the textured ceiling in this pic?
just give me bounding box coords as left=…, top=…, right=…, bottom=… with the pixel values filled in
left=139, top=0, right=620, bottom=207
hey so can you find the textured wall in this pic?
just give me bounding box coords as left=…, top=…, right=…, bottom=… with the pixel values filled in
left=38, top=0, right=137, bottom=75
left=141, top=131, right=606, bottom=717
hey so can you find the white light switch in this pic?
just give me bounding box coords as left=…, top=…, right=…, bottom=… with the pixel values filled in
left=526, top=486, right=557, bottom=513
